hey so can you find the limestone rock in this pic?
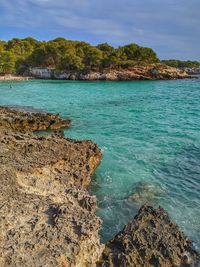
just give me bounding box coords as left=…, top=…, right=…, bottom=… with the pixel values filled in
left=98, top=206, right=200, bottom=267
left=0, top=106, right=71, bottom=132
left=71, top=65, right=189, bottom=80
left=0, top=106, right=199, bottom=267
left=29, top=65, right=191, bottom=80
left=0, top=129, right=103, bottom=266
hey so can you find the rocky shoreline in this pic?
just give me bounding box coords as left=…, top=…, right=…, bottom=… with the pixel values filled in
left=0, top=106, right=71, bottom=132
left=28, top=65, right=191, bottom=81
left=0, top=66, right=191, bottom=81
left=72, top=66, right=190, bottom=81
left=0, top=106, right=199, bottom=266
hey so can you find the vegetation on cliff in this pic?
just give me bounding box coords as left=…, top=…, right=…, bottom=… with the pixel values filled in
left=162, top=59, right=200, bottom=68
left=0, top=37, right=159, bottom=74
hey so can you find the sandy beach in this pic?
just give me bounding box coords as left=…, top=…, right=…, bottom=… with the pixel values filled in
left=0, top=74, right=32, bottom=81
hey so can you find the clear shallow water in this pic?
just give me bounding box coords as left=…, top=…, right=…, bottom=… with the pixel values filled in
left=0, top=78, right=200, bottom=248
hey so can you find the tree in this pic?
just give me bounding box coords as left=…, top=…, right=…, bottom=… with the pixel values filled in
left=81, top=45, right=103, bottom=70
left=0, top=41, right=6, bottom=53
left=59, top=53, right=83, bottom=71
left=0, top=51, right=16, bottom=74
left=29, top=43, right=62, bottom=67
left=162, top=60, right=200, bottom=68
left=97, top=43, right=114, bottom=55
left=0, top=37, right=163, bottom=74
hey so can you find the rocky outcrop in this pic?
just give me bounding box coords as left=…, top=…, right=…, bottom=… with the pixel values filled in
left=98, top=206, right=200, bottom=267
left=0, top=106, right=71, bottom=132
left=29, top=65, right=190, bottom=80
left=77, top=65, right=190, bottom=81
left=0, top=106, right=199, bottom=267
left=0, top=129, right=103, bottom=267
left=182, top=67, right=200, bottom=75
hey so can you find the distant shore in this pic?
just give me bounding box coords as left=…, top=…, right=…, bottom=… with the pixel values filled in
left=0, top=65, right=192, bottom=81
left=0, top=74, right=32, bottom=81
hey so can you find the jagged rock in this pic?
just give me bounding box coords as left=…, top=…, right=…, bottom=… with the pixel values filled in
left=0, top=107, right=199, bottom=267
left=98, top=206, right=200, bottom=267
left=0, top=128, right=103, bottom=267
left=29, top=65, right=191, bottom=80
left=0, top=106, right=71, bottom=132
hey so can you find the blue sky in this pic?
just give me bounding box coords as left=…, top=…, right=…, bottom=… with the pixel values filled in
left=0, top=0, right=199, bottom=60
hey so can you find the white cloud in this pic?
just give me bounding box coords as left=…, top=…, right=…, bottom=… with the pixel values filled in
left=0, top=0, right=199, bottom=59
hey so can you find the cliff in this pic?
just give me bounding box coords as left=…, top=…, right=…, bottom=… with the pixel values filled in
left=0, top=129, right=103, bottom=266
left=29, top=65, right=190, bottom=81
left=77, top=65, right=190, bottom=81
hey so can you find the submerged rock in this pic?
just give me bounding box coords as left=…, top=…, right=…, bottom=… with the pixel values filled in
left=98, top=205, right=200, bottom=267
left=0, top=129, right=103, bottom=266
left=0, top=106, right=71, bottom=132
left=128, top=181, right=166, bottom=205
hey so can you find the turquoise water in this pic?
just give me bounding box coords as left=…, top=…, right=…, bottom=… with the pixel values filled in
left=0, top=78, right=200, bottom=248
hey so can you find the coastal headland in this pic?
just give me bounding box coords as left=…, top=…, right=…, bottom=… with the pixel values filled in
left=0, top=37, right=196, bottom=81
left=0, top=106, right=199, bottom=266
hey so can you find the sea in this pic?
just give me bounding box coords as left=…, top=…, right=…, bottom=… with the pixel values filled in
left=0, top=77, right=199, bottom=248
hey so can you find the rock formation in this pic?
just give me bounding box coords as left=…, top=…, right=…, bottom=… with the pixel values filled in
left=0, top=106, right=71, bottom=132
left=0, top=106, right=199, bottom=267
left=0, top=106, right=103, bottom=266
left=77, top=65, right=190, bottom=81
left=98, top=206, right=200, bottom=267
left=30, top=65, right=191, bottom=80
left=0, top=129, right=103, bottom=267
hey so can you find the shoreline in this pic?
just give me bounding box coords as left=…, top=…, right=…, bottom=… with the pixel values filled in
left=0, top=75, right=192, bottom=82
left=0, top=74, right=33, bottom=81
left=0, top=65, right=193, bottom=81
left=0, top=106, right=199, bottom=266
left=28, top=65, right=191, bottom=80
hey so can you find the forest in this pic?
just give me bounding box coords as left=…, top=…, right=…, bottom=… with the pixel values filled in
left=0, top=37, right=159, bottom=74
left=0, top=37, right=199, bottom=75
left=162, top=59, right=200, bottom=68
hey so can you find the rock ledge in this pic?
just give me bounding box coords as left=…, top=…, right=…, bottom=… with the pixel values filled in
left=0, top=106, right=71, bottom=132
left=0, top=106, right=199, bottom=267
left=98, top=206, right=200, bottom=267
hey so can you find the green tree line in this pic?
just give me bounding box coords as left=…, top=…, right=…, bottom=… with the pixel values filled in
left=0, top=37, right=159, bottom=74
left=1, top=38, right=199, bottom=75
left=162, top=60, right=200, bottom=69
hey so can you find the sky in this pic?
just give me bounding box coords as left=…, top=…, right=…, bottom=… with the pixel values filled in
left=0, top=0, right=199, bottom=60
